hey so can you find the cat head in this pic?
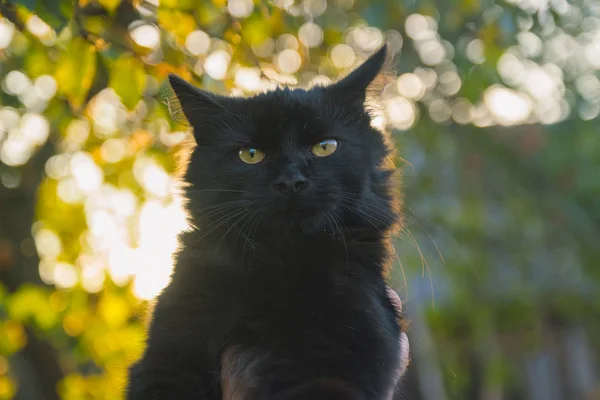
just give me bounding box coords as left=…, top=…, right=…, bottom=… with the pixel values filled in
left=170, top=45, right=399, bottom=238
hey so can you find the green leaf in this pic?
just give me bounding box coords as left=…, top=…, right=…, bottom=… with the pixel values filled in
left=109, top=53, right=146, bottom=110
left=13, top=0, right=36, bottom=10
left=18, top=0, right=76, bottom=31
left=24, top=41, right=54, bottom=77
left=98, top=0, right=122, bottom=13
left=55, top=37, right=97, bottom=110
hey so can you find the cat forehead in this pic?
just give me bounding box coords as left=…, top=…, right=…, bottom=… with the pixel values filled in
left=244, top=87, right=325, bottom=117
left=237, top=88, right=336, bottom=135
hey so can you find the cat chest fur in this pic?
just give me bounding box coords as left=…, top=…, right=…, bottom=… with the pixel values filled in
left=165, top=239, right=402, bottom=399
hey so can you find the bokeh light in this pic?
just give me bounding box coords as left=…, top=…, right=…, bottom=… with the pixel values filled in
left=204, top=50, right=231, bottom=80
left=0, top=18, right=15, bottom=49
left=2, top=1, right=600, bottom=398
left=275, top=49, right=302, bottom=73
left=129, top=24, right=161, bottom=49
left=298, top=22, right=324, bottom=48
left=330, top=44, right=355, bottom=68
left=228, top=0, right=254, bottom=18
left=185, top=30, right=211, bottom=55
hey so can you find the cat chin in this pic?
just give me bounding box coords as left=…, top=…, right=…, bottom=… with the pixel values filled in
left=259, top=208, right=339, bottom=236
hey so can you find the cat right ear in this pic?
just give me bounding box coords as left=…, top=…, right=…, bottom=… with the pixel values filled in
left=326, top=44, right=388, bottom=109
left=168, top=74, right=229, bottom=139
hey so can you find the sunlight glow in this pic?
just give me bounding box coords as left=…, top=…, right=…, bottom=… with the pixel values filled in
left=34, top=229, right=62, bottom=259
left=0, top=107, right=19, bottom=129
left=133, top=157, right=172, bottom=198
left=346, top=26, right=384, bottom=51
left=132, top=199, right=187, bottom=300
left=251, top=38, right=275, bottom=58
left=235, top=67, right=261, bottom=91
left=385, top=96, right=417, bottom=130
left=34, top=75, right=57, bottom=100
left=185, top=30, right=211, bottom=55
left=484, top=85, right=533, bottom=125
left=466, top=39, right=485, bottom=64
left=405, top=14, right=437, bottom=41
left=330, top=44, right=355, bottom=68
left=275, top=49, right=302, bottom=73
left=45, top=154, right=71, bottom=180
left=204, top=50, right=231, bottom=80
left=303, top=0, right=327, bottom=17
left=65, top=119, right=91, bottom=148
left=26, top=15, right=55, bottom=45
left=4, top=70, right=31, bottom=95
left=228, top=0, right=254, bottom=18
left=70, top=152, right=104, bottom=194
left=57, top=178, right=84, bottom=204
left=53, top=262, right=78, bottom=289
left=417, top=40, right=446, bottom=66
left=0, top=18, right=15, bottom=49
left=298, top=22, right=323, bottom=48
left=0, top=134, right=33, bottom=166
left=276, top=34, right=299, bottom=51
left=130, top=24, right=161, bottom=49
left=20, top=113, right=49, bottom=145
left=90, top=89, right=128, bottom=137
left=80, top=256, right=105, bottom=293
left=101, top=138, right=127, bottom=163
left=396, top=73, right=425, bottom=100
left=0, top=109, right=48, bottom=167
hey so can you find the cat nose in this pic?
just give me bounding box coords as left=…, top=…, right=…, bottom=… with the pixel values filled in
left=272, top=174, right=308, bottom=196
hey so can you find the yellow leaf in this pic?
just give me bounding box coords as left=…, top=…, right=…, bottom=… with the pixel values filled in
left=3, top=321, right=26, bottom=352
left=0, top=355, right=8, bottom=375
left=157, top=10, right=197, bottom=42
left=55, top=37, right=97, bottom=110
left=109, top=54, right=146, bottom=110
left=98, top=0, right=122, bottom=13
left=0, top=376, right=16, bottom=400
left=98, top=294, right=130, bottom=328
left=63, top=312, right=85, bottom=337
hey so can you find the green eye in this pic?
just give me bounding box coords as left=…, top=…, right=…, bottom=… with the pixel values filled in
left=311, top=139, right=338, bottom=157
left=238, top=148, right=265, bottom=164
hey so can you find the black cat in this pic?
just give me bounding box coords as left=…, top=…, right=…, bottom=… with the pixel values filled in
left=127, top=44, right=405, bottom=400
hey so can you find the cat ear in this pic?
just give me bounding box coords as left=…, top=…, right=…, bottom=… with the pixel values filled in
left=327, top=44, right=388, bottom=108
left=168, top=74, right=230, bottom=139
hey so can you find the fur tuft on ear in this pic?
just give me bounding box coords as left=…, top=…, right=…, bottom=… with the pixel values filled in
left=328, top=44, right=389, bottom=108
left=168, top=74, right=233, bottom=142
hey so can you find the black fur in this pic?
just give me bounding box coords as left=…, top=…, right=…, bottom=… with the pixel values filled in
left=127, top=45, right=404, bottom=400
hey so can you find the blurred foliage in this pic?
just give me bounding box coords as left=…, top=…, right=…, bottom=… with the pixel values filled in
left=1, top=0, right=599, bottom=399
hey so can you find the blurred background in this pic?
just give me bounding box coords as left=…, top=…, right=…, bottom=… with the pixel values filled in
left=0, top=0, right=599, bottom=399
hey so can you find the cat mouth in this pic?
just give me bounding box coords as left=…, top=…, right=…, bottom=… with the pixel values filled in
left=282, top=205, right=316, bottom=218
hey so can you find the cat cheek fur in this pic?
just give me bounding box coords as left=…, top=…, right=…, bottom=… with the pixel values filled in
left=127, top=44, right=406, bottom=400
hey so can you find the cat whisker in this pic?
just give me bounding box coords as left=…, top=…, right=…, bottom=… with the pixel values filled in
left=186, top=189, right=252, bottom=194
left=240, top=212, right=261, bottom=261
left=338, top=201, right=390, bottom=231
left=190, top=207, right=247, bottom=246
left=404, top=229, right=435, bottom=308
left=343, top=199, right=398, bottom=226
left=338, top=204, right=384, bottom=235
left=214, top=209, right=252, bottom=253
left=195, top=203, right=245, bottom=222
left=404, top=207, right=478, bottom=282
left=330, top=212, right=349, bottom=267
left=188, top=200, right=245, bottom=215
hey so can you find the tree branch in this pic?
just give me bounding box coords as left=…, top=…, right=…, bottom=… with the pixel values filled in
left=0, top=1, right=26, bottom=31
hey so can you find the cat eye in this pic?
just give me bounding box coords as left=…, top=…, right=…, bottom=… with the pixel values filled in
left=311, top=139, right=338, bottom=157
left=238, top=148, right=265, bottom=164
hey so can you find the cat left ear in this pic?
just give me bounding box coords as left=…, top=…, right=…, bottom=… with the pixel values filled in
left=168, top=74, right=230, bottom=139
left=327, top=44, right=388, bottom=108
